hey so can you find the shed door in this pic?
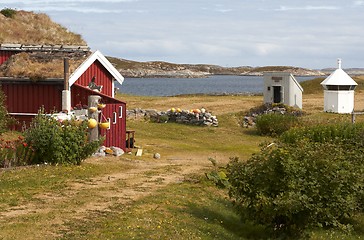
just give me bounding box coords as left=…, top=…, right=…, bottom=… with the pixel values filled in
left=273, top=86, right=282, bottom=103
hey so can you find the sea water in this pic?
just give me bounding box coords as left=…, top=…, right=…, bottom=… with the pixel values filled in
left=115, top=75, right=316, bottom=97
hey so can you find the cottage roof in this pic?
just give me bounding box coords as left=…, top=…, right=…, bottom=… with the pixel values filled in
left=0, top=50, right=90, bottom=79
left=69, top=50, right=124, bottom=87
left=320, top=59, right=357, bottom=86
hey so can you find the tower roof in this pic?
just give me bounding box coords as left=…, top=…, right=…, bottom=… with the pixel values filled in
left=321, top=59, right=357, bottom=86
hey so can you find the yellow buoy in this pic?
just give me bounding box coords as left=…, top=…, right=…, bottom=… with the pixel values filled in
left=99, top=122, right=110, bottom=129
left=97, top=103, right=106, bottom=109
left=89, top=107, right=97, bottom=113
left=88, top=118, right=97, bottom=128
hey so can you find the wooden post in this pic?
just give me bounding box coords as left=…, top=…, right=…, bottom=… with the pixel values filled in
left=352, top=112, right=355, bottom=124
left=62, top=58, right=71, bottom=112
left=63, top=58, right=69, bottom=90
left=88, top=95, right=101, bottom=142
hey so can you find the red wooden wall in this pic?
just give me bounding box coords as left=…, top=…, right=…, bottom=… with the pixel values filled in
left=72, top=84, right=127, bottom=150
left=1, top=82, right=62, bottom=113
left=99, top=103, right=126, bottom=150
left=0, top=50, right=17, bottom=65
left=74, top=60, right=114, bottom=97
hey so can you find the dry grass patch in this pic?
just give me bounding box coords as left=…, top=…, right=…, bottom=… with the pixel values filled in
left=0, top=10, right=86, bottom=45
left=118, top=94, right=262, bottom=115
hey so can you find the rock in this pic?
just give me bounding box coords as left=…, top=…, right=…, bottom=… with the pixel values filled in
left=98, top=146, right=107, bottom=153
left=92, top=152, right=106, bottom=157
left=153, top=153, right=161, bottom=159
left=110, top=146, right=124, bottom=156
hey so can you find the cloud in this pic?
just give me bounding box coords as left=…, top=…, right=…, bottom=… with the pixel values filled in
left=201, top=4, right=233, bottom=13
left=354, top=0, right=364, bottom=5
left=1, top=0, right=142, bottom=14
left=31, top=7, right=146, bottom=14
left=254, top=43, right=280, bottom=56
left=275, top=5, right=339, bottom=11
left=215, top=8, right=233, bottom=13
left=1, top=0, right=137, bottom=3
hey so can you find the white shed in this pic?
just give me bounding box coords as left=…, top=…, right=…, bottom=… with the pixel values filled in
left=320, top=59, right=357, bottom=113
left=263, top=72, right=303, bottom=109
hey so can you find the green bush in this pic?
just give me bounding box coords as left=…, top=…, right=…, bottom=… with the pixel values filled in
left=24, top=110, right=102, bottom=165
left=0, top=8, right=16, bottom=18
left=280, top=122, right=364, bottom=144
left=62, top=119, right=102, bottom=165
left=255, top=113, right=299, bottom=136
left=227, top=140, right=364, bottom=238
left=0, top=87, right=10, bottom=134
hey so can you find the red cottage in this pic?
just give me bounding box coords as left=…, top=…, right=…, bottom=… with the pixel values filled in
left=0, top=44, right=127, bottom=151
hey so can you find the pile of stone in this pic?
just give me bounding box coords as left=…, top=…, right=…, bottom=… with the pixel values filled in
left=167, top=108, right=218, bottom=127
left=127, top=108, right=218, bottom=127
left=126, top=108, right=150, bottom=119
left=243, top=103, right=304, bottom=128
left=92, top=146, right=124, bottom=157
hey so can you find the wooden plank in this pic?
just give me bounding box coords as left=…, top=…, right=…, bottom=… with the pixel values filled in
left=136, top=148, right=143, bottom=156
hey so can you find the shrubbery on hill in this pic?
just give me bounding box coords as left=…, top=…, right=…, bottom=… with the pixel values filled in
left=0, top=8, right=16, bottom=18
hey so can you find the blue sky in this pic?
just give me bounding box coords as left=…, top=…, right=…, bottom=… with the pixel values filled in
left=1, top=0, right=364, bottom=69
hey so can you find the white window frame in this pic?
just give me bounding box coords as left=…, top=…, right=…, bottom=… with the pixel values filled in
left=107, top=117, right=111, bottom=130
left=113, top=112, right=117, bottom=124
left=119, top=106, right=123, bottom=118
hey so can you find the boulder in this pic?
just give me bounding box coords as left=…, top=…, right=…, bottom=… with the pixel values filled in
left=111, top=146, right=124, bottom=157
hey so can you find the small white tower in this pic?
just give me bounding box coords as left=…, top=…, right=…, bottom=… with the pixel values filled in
left=320, top=59, right=357, bottom=113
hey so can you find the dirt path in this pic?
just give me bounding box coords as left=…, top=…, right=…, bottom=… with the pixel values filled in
left=0, top=155, right=213, bottom=237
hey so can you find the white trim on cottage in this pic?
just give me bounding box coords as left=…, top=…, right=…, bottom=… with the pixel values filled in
left=68, top=50, right=124, bottom=88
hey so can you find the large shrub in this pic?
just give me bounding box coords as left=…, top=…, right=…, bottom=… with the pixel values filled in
left=24, top=111, right=101, bottom=165
left=255, top=113, right=299, bottom=136
left=280, top=122, right=364, bottom=144
left=227, top=123, right=364, bottom=237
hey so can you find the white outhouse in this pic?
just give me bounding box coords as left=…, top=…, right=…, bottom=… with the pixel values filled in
left=263, top=72, right=303, bottom=109
left=320, top=59, right=357, bottom=113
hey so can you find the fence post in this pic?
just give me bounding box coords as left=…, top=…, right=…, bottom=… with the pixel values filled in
left=88, top=95, right=101, bottom=142
left=351, top=112, right=356, bottom=124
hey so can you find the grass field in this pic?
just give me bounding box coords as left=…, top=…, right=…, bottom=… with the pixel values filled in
left=1, top=86, right=364, bottom=239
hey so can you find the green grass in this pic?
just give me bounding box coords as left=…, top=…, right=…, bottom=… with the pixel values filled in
left=300, top=75, right=364, bottom=94
left=59, top=177, right=268, bottom=240
left=0, top=162, right=132, bottom=210
left=126, top=111, right=268, bottom=161
left=1, top=94, right=364, bottom=239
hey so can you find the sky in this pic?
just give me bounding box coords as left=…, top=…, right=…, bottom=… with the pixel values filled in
left=1, top=0, right=364, bottom=69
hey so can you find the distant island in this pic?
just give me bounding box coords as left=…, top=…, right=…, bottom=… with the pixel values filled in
left=107, top=57, right=328, bottom=78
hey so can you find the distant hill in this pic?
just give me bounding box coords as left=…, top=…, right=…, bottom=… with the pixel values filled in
left=108, top=57, right=325, bottom=78
left=320, top=68, right=364, bottom=76
left=0, top=8, right=86, bottom=45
